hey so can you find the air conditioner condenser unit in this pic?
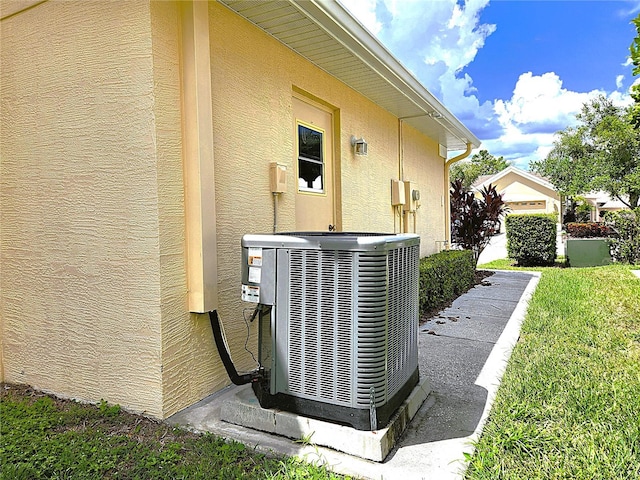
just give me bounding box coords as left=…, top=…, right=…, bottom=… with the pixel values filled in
left=241, top=232, right=420, bottom=431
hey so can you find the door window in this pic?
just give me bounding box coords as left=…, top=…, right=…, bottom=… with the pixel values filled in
left=297, top=124, right=324, bottom=193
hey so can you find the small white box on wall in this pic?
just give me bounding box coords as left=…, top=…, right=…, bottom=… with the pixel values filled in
left=391, top=179, right=405, bottom=206
left=270, top=162, right=287, bottom=193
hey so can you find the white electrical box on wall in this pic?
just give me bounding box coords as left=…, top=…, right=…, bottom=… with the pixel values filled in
left=270, top=162, right=287, bottom=193
left=403, top=181, right=420, bottom=212
left=391, top=179, right=405, bottom=206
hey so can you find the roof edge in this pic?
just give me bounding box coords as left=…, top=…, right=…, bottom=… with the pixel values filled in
left=473, top=166, right=557, bottom=191
left=291, top=0, right=480, bottom=150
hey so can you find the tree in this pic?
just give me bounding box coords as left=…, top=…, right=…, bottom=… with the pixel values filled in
left=531, top=96, right=640, bottom=209
left=449, top=149, right=511, bottom=190
left=450, top=179, right=508, bottom=264
left=629, top=14, right=640, bottom=129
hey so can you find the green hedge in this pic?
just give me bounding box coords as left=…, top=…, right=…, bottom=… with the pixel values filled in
left=605, top=208, right=640, bottom=264
left=419, top=249, right=475, bottom=316
left=506, top=213, right=557, bottom=266
left=566, top=222, right=614, bottom=238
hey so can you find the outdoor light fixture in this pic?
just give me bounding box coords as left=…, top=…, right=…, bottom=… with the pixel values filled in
left=351, top=135, right=368, bottom=156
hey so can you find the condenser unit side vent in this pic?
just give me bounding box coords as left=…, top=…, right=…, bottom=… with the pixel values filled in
left=387, top=245, right=420, bottom=396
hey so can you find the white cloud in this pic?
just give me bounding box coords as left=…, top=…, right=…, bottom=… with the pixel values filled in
left=340, top=0, right=495, bottom=103
left=340, top=0, right=382, bottom=35
left=488, top=72, right=632, bottom=168
left=494, top=72, right=601, bottom=128
left=340, top=0, right=633, bottom=169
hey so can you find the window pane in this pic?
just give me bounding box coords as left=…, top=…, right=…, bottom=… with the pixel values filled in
left=299, top=159, right=323, bottom=190
left=298, top=124, right=323, bottom=192
left=298, top=125, right=322, bottom=161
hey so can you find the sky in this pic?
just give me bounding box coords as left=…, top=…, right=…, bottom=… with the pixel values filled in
left=339, top=0, right=640, bottom=170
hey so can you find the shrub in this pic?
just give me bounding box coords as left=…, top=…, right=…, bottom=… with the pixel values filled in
left=506, top=214, right=557, bottom=266
left=450, top=179, right=508, bottom=264
left=605, top=208, right=640, bottom=264
left=566, top=222, right=614, bottom=238
left=419, top=249, right=475, bottom=316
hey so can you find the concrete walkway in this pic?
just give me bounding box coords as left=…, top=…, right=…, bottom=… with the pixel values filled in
left=168, top=270, right=540, bottom=480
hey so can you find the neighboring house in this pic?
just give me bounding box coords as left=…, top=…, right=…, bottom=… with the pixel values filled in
left=582, top=191, right=629, bottom=221
left=0, top=0, right=479, bottom=419
left=473, top=166, right=561, bottom=230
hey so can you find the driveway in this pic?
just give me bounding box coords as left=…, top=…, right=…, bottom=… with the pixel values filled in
left=477, top=233, right=508, bottom=265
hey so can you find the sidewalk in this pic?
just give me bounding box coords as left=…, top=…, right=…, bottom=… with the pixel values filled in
left=167, top=270, right=540, bottom=480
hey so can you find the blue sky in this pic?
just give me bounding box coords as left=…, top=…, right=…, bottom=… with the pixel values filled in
left=339, top=0, right=640, bottom=170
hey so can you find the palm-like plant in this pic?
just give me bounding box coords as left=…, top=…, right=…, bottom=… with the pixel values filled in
left=450, top=179, right=508, bottom=264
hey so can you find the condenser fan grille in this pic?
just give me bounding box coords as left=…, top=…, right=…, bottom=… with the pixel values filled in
left=355, top=252, right=388, bottom=406
left=287, top=244, right=419, bottom=409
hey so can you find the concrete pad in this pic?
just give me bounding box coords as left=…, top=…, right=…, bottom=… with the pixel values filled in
left=219, top=378, right=431, bottom=462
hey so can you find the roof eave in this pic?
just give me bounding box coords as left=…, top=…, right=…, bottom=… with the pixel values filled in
left=219, top=0, right=479, bottom=152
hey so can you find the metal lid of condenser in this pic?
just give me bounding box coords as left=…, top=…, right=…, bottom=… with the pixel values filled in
left=241, top=232, right=420, bottom=251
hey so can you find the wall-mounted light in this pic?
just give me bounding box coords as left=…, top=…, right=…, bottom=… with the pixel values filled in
left=351, top=135, right=368, bottom=156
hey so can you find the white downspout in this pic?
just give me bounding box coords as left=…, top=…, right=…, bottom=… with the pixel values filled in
left=444, top=142, right=472, bottom=247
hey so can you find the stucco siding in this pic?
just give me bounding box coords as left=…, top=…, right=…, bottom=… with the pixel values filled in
left=498, top=173, right=555, bottom=198
left=0, top=1, right=164, bottom=415
left=401, top=123, right=447, bottom=256
left=148, top=2, right=213, bottom=419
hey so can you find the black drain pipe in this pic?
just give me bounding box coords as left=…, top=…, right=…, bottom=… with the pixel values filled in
left=209, top=310, right=261, bottom=385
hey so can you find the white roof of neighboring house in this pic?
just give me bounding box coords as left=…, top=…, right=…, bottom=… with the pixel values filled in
left=219, top=0, right=480, bottom=152
left=472, top=166, right=557, bottom=192
left=583, top=191, right=629, bottom=209
left=600, top=199, right=627, bottom=210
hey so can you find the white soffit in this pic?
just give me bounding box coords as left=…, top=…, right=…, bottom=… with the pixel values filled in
left=218, top=0, right=480, bottom=152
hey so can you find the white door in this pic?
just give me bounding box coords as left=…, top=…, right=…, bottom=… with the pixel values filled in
left=293, top=96, right=335, bottom=231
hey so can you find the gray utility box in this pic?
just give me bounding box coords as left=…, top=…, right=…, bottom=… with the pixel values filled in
left=241, top=232, right=420, bottom=431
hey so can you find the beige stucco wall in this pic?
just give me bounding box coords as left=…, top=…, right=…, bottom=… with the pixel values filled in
left=1, top=0, right=450, bottom=418
left=401, top=123, right=448, bottom=252
left=1, top=0, right=167, bottom=415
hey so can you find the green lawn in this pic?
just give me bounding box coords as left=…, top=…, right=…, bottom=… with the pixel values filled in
left=466, top=264, right=640, bottom=479
left=0, top=386, right=348, bottom=479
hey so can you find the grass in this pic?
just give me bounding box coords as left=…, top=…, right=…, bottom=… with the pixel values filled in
left=478, top=256, right=568, bottom=271
left=0, top=385, right=350, bottom=479
left=466, top=264, right=640, bottom=479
